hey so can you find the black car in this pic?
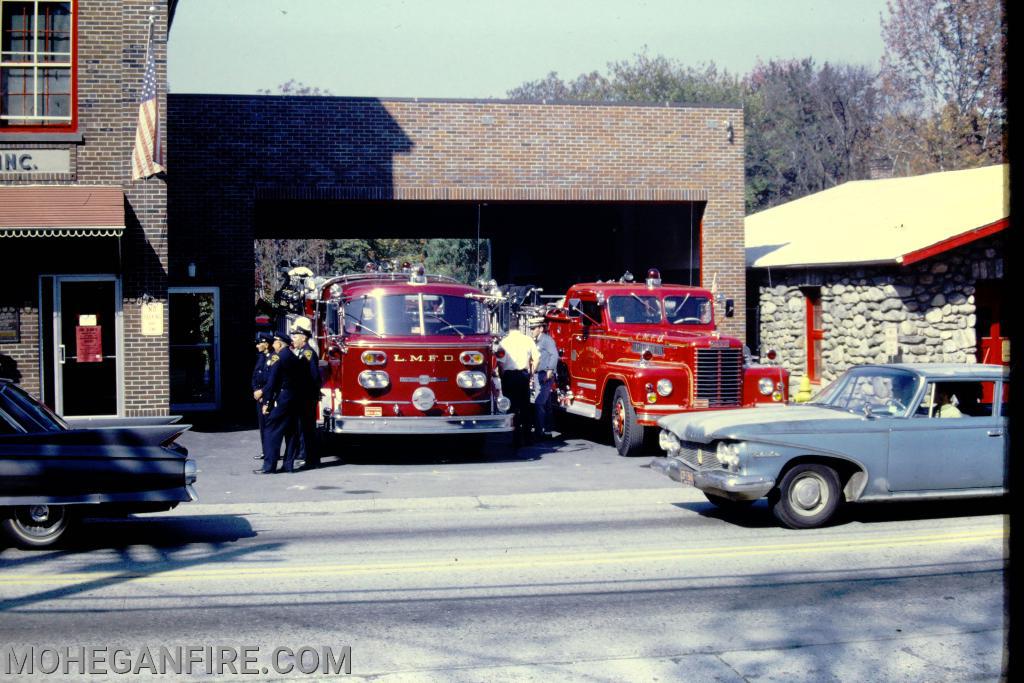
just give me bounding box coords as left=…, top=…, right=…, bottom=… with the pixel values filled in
left=0, top=379, right=197, bottom=548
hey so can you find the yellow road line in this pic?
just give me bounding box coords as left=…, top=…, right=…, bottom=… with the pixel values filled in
left=0, top=528, right=1005, bottom=587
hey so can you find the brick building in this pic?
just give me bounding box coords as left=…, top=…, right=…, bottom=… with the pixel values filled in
left=2, top=2, right=747, bottom=421
left=1, top=0, right=169, bottom=419
left=168, top=95, right=747, bottom=418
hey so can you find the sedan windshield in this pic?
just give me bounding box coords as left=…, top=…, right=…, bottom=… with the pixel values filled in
left=809, top=367, right=920, bottom=417
left=343, top=294, right=488, bottom=337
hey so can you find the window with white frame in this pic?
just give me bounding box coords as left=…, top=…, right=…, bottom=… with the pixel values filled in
left=0, top=0, right=74, bottom=129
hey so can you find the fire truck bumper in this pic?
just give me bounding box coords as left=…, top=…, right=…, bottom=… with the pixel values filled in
left=326, top=413, right=514, bottom=434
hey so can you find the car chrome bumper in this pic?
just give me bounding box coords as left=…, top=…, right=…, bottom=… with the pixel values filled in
left=651, top=457, right=775, bottom=501
left=327, top=413, right=514, bottom=434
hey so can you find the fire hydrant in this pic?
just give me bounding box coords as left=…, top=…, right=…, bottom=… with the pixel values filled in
left=794, top=375, right=812, bottom=403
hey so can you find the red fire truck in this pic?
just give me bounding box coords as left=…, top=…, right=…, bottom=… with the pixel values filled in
left=299, top=267, right=513, bottom=435
left=545, top=269, right=789, bottom=455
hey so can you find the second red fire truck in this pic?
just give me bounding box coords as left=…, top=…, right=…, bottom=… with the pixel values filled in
left=544, top=269, right=789, bottom=455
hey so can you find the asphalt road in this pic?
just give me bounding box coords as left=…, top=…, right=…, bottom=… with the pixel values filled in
left=0, top=424, right=1010, bottom=681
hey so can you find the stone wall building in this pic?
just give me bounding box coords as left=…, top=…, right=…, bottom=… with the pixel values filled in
left=746, top=165, right=1008, bottom=388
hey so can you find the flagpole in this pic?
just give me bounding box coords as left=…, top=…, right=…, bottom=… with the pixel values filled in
left=145, top=7, right=155, bottom=61
left=147, top=11, right=159, bottom=172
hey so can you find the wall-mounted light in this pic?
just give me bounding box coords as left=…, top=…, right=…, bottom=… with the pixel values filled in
left=187, top=262, right=197, bottom=278
left=725, top=121, right=735, bottom=144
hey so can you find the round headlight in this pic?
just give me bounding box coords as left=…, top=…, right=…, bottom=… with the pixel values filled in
left=496, top=396, right=511, bottom=412
left=357, top=370, right=390, bottom=389
left=412, top=387, right=436, bottom=411
left=715, top=441, right=741, bottom=467
left=457, top=370, right=487, bottom=389
left=656, top=378, right=673, bottom=397
left=658, top=429, right=681, bottom=454
left=758, top=377, right=774, bottom=395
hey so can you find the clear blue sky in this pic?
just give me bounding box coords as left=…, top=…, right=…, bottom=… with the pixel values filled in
left=168, top=0, right=890, bottom=98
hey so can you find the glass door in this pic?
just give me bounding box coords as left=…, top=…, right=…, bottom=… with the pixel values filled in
left=51, top=276, right=122, bottom=417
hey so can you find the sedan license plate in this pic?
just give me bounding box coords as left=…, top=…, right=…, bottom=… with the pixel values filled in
left=678, top=468, right=694, bottom=486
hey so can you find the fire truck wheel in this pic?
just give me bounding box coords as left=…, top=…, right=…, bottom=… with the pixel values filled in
left=610, top=386, right=644, bottom=457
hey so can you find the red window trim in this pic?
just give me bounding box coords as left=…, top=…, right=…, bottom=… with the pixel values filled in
left=804, top=288, right=823, bottom=382
left=0, top=0, right=78, bottom=133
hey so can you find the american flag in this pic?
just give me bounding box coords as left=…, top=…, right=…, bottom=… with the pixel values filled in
left=131, top=27, right=165, bottom=180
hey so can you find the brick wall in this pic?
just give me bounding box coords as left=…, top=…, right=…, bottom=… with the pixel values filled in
left=169, top=96, right=747, bottom=415
left=1, top=0, right=168, bottom=415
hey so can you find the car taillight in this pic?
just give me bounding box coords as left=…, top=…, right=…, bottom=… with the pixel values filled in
left=361, top=350, right=387, bottom=365
left=460, top=350, right=485, bottom=365
left=184, top=459, right=197, bottom=485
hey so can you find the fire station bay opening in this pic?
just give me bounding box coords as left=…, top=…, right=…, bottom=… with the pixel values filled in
left=253, top=200, right=706, bottom=293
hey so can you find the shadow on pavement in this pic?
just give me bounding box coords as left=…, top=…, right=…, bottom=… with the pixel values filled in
left=672, top=496, right=1007, bottom=529
left=319, top=434, right=560, bottom=465
left=0, top=515, right=272, bottom=612
left=0, top=514, right=257, bottom=557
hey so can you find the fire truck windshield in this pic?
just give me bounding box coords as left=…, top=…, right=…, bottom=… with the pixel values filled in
left=342, top=294, right=488, bottom=337
left=608, top=295, right=662, bottom=324
left=664, top=295, right=712, bottom=325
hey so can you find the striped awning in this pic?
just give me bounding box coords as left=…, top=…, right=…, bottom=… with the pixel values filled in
left=0, top=186, right=125, bottom=238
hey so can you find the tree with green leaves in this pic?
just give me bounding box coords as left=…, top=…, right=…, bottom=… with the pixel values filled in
left=508, top=52, right=879, bottom=213
left=744, top=59, right=879, bottom=210
left=509, top=51, right=744, bottom=107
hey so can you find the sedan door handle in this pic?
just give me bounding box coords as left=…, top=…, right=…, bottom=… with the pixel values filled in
left=987, top=429, right=1003, bottom=437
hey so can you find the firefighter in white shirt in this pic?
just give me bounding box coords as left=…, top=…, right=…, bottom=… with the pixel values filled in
left=498, top=326, right=539, bottom=447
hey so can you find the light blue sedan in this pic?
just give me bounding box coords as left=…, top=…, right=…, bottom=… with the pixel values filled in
left=652, top=364, right=1008, bottom=528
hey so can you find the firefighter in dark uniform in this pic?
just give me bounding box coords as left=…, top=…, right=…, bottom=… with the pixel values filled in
left=256, top=333, right=304, bottom=474
left=251, top=333, right=272, bottom=460
left=288, top=316, right=323, bottom=470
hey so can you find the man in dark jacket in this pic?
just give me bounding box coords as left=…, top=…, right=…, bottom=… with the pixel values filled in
left=251, top=333, right=272, bottom=460
left=288, top=316, right=323, bottom=470
left=257, top=333, right=304, bottom=474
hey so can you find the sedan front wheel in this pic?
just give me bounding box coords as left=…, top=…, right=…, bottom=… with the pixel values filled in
left=1, top=505, right=75, bottom=549
left=771, top=464, right=841, bottom=529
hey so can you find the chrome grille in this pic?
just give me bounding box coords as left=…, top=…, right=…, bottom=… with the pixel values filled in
left=695, top=348, right=743, bottom=407
left=676, top=440, right=725, bottom=472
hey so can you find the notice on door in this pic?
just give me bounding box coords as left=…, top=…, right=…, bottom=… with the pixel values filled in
left=76, top=325, right=103, bottom=363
